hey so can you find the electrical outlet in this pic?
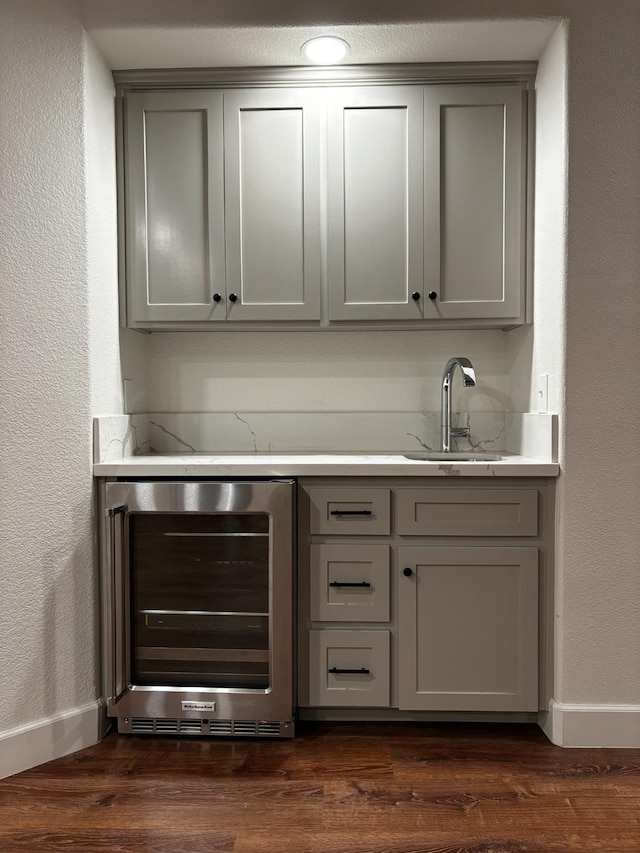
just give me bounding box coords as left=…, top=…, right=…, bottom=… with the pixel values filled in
left=536, top=374, right=548, bottom=414
left=123, top=379, right=132, bottom=414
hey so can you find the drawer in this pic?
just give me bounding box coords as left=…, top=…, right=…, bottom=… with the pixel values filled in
left=310, top=544, right=390, bottom=623
left=309, top=629, right=390, bottom=707
left=308, top=488, right=391, bottom=535
left=397, top=488, right=538, bottom=537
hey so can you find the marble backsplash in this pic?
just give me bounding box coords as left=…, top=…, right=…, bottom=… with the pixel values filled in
left=94, top=411, right=557, bottom=464
left=93, top=414, right=151, bottom=463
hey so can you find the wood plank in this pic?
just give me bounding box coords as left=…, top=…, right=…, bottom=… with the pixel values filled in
left=0, top=723, right=639, bottom=852
left=0, top=777, right=324, bottom=831
left=234, top=830, right=640, bottom=853
left=231, top=738, right=393, bottom=779
left=0, top=829, right=235, bottom=852
left=322, top=780, right=640, bottom=837
left=18, top=735, right=254, bottom=779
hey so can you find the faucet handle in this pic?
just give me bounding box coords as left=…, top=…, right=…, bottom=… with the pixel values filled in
left=449, top=427, right=471, bottom=439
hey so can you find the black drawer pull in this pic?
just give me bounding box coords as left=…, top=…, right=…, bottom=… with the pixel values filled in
left=329, top=581, right=372, bottom=588
left=328, top=667, right=371, bottom=675
left=329, top=509, right=372, bottom=516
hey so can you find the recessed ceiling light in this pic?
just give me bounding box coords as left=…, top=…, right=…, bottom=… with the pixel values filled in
left=301, top=36, right=350, bottom=65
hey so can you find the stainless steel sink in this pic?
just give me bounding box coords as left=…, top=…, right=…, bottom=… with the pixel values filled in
left=403, top=452, right=503, bottom=462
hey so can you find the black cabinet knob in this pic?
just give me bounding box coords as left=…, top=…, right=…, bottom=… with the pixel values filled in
left=411, top=291, right=421, bottom=301
left=428, top=291, right=438, bottom=301
left=403, top=567, right=413, bottom=577
left=228, top=293, right=238, bottom=303
left=212, top=293, right=222, bottom=303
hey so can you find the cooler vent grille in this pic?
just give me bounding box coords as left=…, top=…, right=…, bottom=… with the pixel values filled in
left=126, top=717, right=289, bottom=737
left=131, top=718, right=154, bottom=733
left=258, top=721, right=282, bottom=736
left=233, top=721, right=258, bottom=736
left=155, top=719, right=179, bottom=733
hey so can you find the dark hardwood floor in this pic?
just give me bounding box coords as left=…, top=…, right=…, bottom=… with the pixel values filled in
left=1, top=722, right=639, bottom=852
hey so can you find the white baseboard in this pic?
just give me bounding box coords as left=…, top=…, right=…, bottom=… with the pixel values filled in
left=0, top=701, right=103, bottom=779
left=540, top=699, right=640, bottom=747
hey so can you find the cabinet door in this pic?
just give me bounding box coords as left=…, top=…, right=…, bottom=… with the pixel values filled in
left=398, top=546, right=538, bottom=711
left=327, top=87, right=424, bottom=321
left=125, top=91, right=225, bottom=324
left=307, top=488, right=391, bottom=536
left=397, top=488, right=538, bottom=537
left=309, top=629, right=390, bottom=707
left=423, top=85, right=525, bottom=322
left=310, top=544, right=390, bottom=623
left=224, top=89, right=321, bottom=321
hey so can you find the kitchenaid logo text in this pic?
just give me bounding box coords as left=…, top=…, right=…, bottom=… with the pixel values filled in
left=181, top=701, right=216, bottom=711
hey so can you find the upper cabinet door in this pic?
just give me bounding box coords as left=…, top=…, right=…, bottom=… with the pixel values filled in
left=125, top=91, right=226, bottom=324
left=423, top=85, right=526, bottom=322
left=327, top=87, right=424, bottom=322
left=223, top=89, right=322, bottom=322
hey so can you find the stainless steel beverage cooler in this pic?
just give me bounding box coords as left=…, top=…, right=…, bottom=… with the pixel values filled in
left=102, top=480, right=295, bottom=737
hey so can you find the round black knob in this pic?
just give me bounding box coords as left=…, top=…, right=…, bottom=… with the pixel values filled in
left=428, top=291, right=438, bottom=301
left=212, top=293, right=222, bottom=303
left=228, top=293, right=238, bottom=304
left=411, top=291, right=421, bottom=301
left=403, top=567, right=413, bottom=578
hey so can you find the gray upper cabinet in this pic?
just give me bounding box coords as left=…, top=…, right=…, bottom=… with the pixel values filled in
left=125, top=91, right=225, bottom=324
left=423, top=85, right=526, bottom=323
left=326, top=87, right=424, bottom=322
left=119, top=75, right=529, bottom=330
left=124, top=89, right=320, bottom=326
left=223, top=89, right=321, bottom=322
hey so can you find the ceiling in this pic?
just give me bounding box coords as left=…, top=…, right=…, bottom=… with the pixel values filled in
left=89, top=20, right=561, bottom=70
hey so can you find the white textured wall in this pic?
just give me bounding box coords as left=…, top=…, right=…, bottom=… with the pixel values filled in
left=0, top=0, right=96, bottom=734
left=145, top=330, right=510, bottom=413
left=507, top=4, right=640, bottom=707
left=507, top=23, right=568, bottom=706
left=558, top=5, right=640, bottom=703
left=85, top=35, right=148, bottom=416
left=507, top=22, right=567, bottom=419
left=85, top=34, right=123, bottom=414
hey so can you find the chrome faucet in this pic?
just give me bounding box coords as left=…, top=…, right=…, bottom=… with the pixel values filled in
left=441, top=357, right=476, bottom=452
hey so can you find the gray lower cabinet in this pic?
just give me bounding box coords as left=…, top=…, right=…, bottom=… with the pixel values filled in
left=309, top=629, right=391, bottom=707
left=397, top=546, right=539, bottom=712
left=396, top=487, right=538, bottom=537
left=308, top=487, right=391, bottom=536
left=310, top=544, right=391, bottom=623
left=300, top=481, right=550, bottom=715
left=120, top=78, right=529, bottom=330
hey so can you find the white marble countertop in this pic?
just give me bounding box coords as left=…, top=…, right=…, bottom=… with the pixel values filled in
left=94, top=452, right=559, bottom=478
